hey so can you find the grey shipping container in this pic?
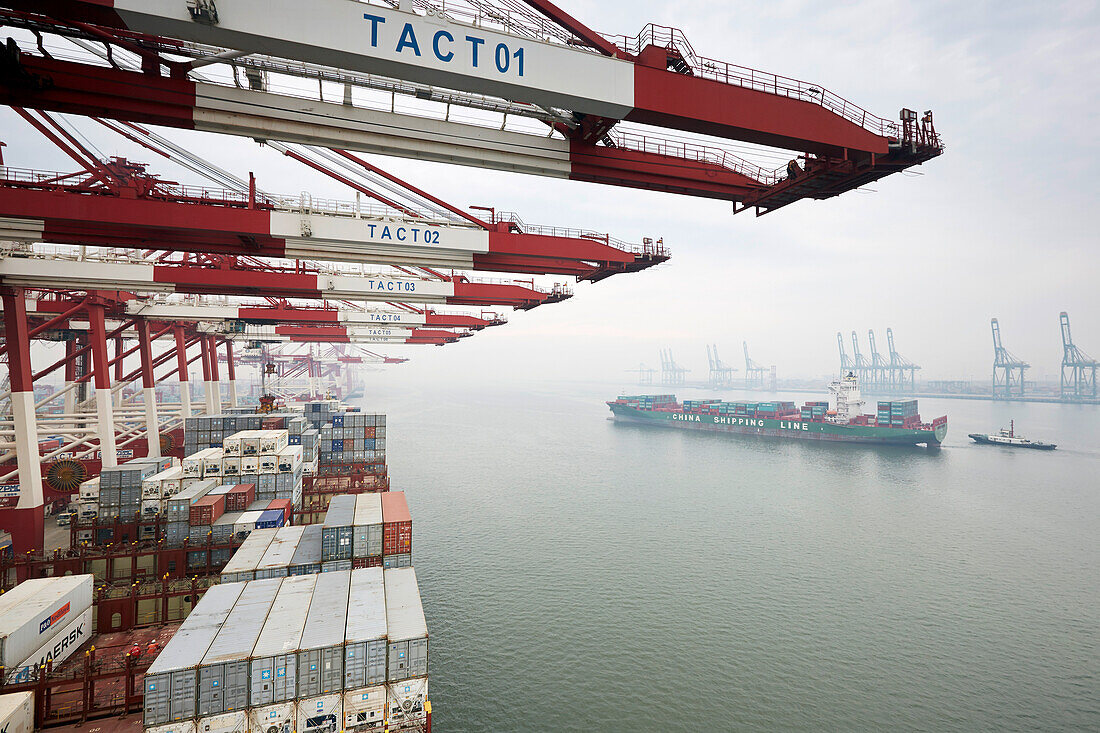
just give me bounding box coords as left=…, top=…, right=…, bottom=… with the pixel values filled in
left=321, top=560, right=351, bottom=573
left=166, top=480, right=218, bottom=522
left=321, top=496, right=355, bottom=562
left=343, top=569, right=387, bottom=689
left=383, top=568, right=428, bottom=682
left=297, top=570, right=351, bottom=698
left=0, top=575, right=93, bottom=669
left=219, top=528, right=279, bottom=583
left=352, top=494, right=382, bottom=559
left=382, top=554, right=412, bottom=570
left=249, top=574, right=318, bottom=706
left=255, top=526, right=306, bottom=580
left=197, top=577, right=283, bottom=716
left=144, top=583, right=246, bottom=725
left=289, top=525, right=323, bottom=576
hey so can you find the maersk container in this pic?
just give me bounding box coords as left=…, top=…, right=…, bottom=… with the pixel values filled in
left=383, top=568, right=428, bottom=682
left=342, top=686, right=386, bottom=733
left=0, top=574, right=93, bottom=670
left=194, top=710, right=246, bottom=733
left=249, top=702, right=295, bottom=733
left=296, top=694, right=342, bottom=733
left=5, top=606, right=94, bottom=684
left=297, top=571, right=351, bottom=698
left=255, top=525, right=306, bottom=580
left=197, top=577, right=283, bottom=717
left=289, top=526, right=323, bottom=576
left=343, top=568, right=387, bottom=690
left=321, top=495, right=355, bottom=561
left=144, top=583, right=247, bottom=725
left=352, top=493, right=382, bottom=559
left=387, top=677, right=428, bottom=729
left=219, top=528, right=279, bottom=583
left=0, top=692, right=35, bottom=733
left=250, top=574, right=317, bottom=707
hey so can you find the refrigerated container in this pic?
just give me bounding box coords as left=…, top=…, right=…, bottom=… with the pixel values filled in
left=249, top=574, right=317, bottom=707
left=5, top=606, right=94, bottom=684
left=0, top=574, right=93, bottom=670
left=352, top=493, right=382, bottom=559
left=343, top=568, right=386, bottom=689
left=342, top=686, right=386, bottom=733
left=144, top=723, right=195, bottom=733
left=0, top=692, right=35, bottom=733
left=219, top=528, right=278, bottom=583
left=383, top=568, right=427, bottom=682
left=296, top=694, right=341, bottom=733
left=255, top=525, right=306, bottom=579
left=386, top=677, right=428, bottom=729
left=194, top=710, right=246, bottom=733
left=249, top=702, right=295, bottom=733
left=297, top=571, right=350, bottom=698
left=144, top=583, right=247, bottom=725
left=197, top=577, right=283, bottom=717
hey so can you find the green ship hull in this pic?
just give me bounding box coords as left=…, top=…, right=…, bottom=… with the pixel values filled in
left=608, top=403, right=947, bottom=446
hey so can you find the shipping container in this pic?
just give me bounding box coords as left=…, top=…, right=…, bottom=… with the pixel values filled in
left=234, top=511, right=265, bottom=538
left=383, top=568, right=428, bottom=682
left=219, top=528, right=279, bottom=583
left=0, top=574, right=93, bottom=669
left=255, top=526, right=306, bottom=579
left=5, top=606, right=94, bottom=684
left=352, top=493, right=383, bottom=559
left=387, top=677, right=428, bottom=729
left=257, top=509, right=286, bottom=530
left=224, top=483, right=256, bottom=513
left=342, top=686, right=386, bottom=733
left=189, top=494, right=225, bottom=527
left=197, top=578, right=283, bottom=716
left=297, top=571, right=351, bottom=698
left=381, top=492, right=412, bottom=557
left=0, top=692, right=34, bottom=733
left=321, top=495, right=355, bottom=562
left=249, top=702, right=295, bottom=733
left=145, top=722, right=196, bottom=733
left=289, top=526, right=323, bottom=576
left=382, top=554, right=412, bottom=570
left=194, top=710, right=246, bottom=733
left=249, top=574, right=318, bottom=707
left=144, top=583, right=247, bottom=725
left=344, top=568, right=387, bottom=690
left=296, top=694, right=342, bottom=733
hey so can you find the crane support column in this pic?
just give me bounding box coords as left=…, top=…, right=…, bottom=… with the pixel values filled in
left=225, top=341, right=238, bottom=408
left=0, top=287, right=45, bottom=553
left=174, top=325, right=192, bottom=418
left=87, top=302, right=118, bottom=468
left=136, top=319, right=161, bottom=459
left=63, top=337, right=79, bottom=416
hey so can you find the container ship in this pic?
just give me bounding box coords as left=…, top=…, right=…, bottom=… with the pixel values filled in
left=608, top=374, right=948, bottom=446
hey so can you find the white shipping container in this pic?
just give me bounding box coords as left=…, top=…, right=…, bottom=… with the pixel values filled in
left=342, top=686, right=386, bottom=732
left=203, top=451, right=224, bottom=478
left=241, top=456, right=259, bottom=474
left=0, top=692, right=34, bottom=733
left=387, top=677, right=428, bottom=728
left=6, top=607, right=94, bottom=684
left=235, top=510, right=264, bottom=535
left=0, top=574, right=93, bottom=669
left=195, top=710, right=247, bottom=733
left=383, top=568, right=428, bottom=682
left=222, top=433, right=243, bottom=457
left=249, top=702, right=296, bottom=733
left=145, top=722, right=196, bottom=733
left=78, top=477, right=100, bottom=500
left=259, top=430, right=289, bottom=455
left=250, top=574, right=317, bottom=707
left=276, top=446, right=303, bottom=473
left=296, top=694, right=341, bottom=733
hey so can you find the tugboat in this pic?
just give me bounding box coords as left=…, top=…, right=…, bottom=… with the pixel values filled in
left=969, top=420, right=1057, bottom=450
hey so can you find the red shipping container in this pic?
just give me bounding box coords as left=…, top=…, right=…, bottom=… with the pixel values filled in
left=267, top=498, right=293, bottom=525
left=189, top=494, right=225, bottom=526
left=225, top=483, right=256, bottom=513
left=381, top=491, right=412, bottom=556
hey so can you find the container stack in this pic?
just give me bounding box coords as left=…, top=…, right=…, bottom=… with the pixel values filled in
left=143, top=568, right=429, bottom=733
left=299, top=405, right=389, bottom=524
left=877, top=400, right=921, bottom=428
left=616, top=394, right=676, bottom=409
left=800, top=401, right=830, bottom=420
left=90, top=456, right=175, bottom=522
left=0, top=575, right=94, bottom=684
left=219, top=494, right=408, bottom=583
left=184, top=413, right=316, bottom=470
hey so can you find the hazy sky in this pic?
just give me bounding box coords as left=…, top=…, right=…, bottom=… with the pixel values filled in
left=3, top=0, right=1097, bottom=386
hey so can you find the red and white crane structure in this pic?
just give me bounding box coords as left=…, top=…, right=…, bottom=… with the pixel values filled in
left=0, top=0, right=941, bottom=212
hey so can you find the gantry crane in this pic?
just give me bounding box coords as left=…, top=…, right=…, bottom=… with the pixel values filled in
left=1059, top=312, right=1097, bottom=401
left=991, top=318, right=1028, bottom=399
left=0, top=0, right=942, bottom=211
left=658, top=349, right=688, bottom=386
left=626, top=363, right=656, bottom=385
left=743, top=341, right=773, bottom=390
left=867, top=330, right=889, bottom=391
left=886, top=328, right=920, bottom=392
left=837, top=332, right=850, bottom=373
left=706, top=345, right=737, bottom=388
left=849, top=331, right=871, bottom=385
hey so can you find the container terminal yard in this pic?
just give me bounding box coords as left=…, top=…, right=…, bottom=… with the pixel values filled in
left=0, top=0, right=943, bottom=730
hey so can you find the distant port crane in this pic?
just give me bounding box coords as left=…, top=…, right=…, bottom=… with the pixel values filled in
left=626, top=363, right=657, bottom=385
left=837, top=333, right=851, bottom=372
left=1060, top=312, right=1097, bottom=400
left=743, top=342, right=774, bottom=391
left=886, top=328, right=921, bottom=392
left=867, top=330, right=890, bottom=390
left=706, top=345, right=737, bottom=388
left=659, top=349, right=689, bottom=386
left=991, top=318, right=1029, bottom=399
